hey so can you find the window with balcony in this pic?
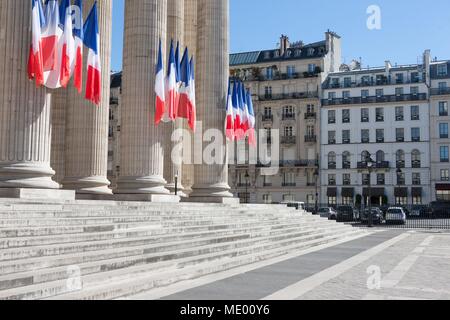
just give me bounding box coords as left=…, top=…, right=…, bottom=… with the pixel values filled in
left=376, top=88, right=384, bottom=97
left=328, top=110, right=336, bottom=124
left=287, top=66, right=295, bottom=78
left=266, top=67, right=274, bottom=80
left=411, top=128, right=421, bottom=142
left=361, top=129, right=370, bottom=143
left=376, top=108, right=384, bottom=122
left=344, top=77, right=352, bottom=88
left=342, top=91, right=351, bottom=101
left=395, top=87, right=404, bottom=96
left=396, top=150, right=405, bottom=168
left=342, top=130, right=350, bottom=144
left=342, top=109, right=350, bottom=123
left=395, top=106, right=404, bottom=121
left=376, top=75, right=386, bottom=86
left=362, top=173, right=371, bottom=186
left=376, top=129, right=384, bottom=143
left=412, top=173, right=421, bottom=185
left=328, top=152, right=336, bottom=169
left=397, top=172, right=406, bottom=185
left=264, top=86, right=272, bottom=99
left=376, top=150, right=385, bottom=163
left=411, top=105, right=420, bottom=120
left=263, top=107, right=272, bottom=121
left=341, top=174, right=350, bottom=186
left=396, top=128, right=405, bottom=142
left=441, top=146, right=449, bottom=162
left=331, top=78, right=340, bottom=88
left=361, top=76, right=370, bottom=86
left=283, top=106, right=295, bottom=120
left=328, top=174, right=336, bottom=186
left=328, top=92, right=336, bottom=100
left=342, top=151, right=351, bottom=169
left=328, top=131, right=336, bottom=144
left=284, top=126, right=293, bottom=137
left=377, top=173, right=385, bottom=185
left=411, top=72, right=419, bottom=83
left=439, top=102, right=449, bottom=116
left=411, top=149, right=421, bottom=168
left=263, top=175, right=272, bottom=187
left=361, top=108, right=369, bottom=122
left=283, top=172, right=296, bottom=187
left=411, top=86, right=419, bottom=95
left=440, top=123, right=449, bottom=139
left=361, top=150, right=370, bottom=163
left=441, top=169, right=450, bottom=181
left=395, top=73, right=404, bottom=84
left=439, top=82, right=448, bottom=91
left=438, top=64, right=448, bottom=77
left=307, top=104, right=315, bottom=114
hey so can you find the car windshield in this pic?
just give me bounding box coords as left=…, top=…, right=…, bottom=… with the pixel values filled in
left=388, top=209, right=402, bottom=214
left=318, top=208, right=328, bottom=213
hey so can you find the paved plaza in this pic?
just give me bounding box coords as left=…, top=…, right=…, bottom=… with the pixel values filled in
left=128, top=229, right=450, bottom=300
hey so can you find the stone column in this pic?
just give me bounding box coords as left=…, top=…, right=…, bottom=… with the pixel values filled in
left=181, top=0, right=197, bottom=194
left=50, top=90, right=68, bottom=186
left=62, top=0, right=113, bottom=197
left=116, top=0, right=178, bottom=202
left=164, top=0, right=185, bottom=196
left=0, top=0, right=73, bottom=200
left=188, top=0, right=234, bottom=203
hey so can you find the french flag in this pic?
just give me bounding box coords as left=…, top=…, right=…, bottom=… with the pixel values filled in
left=177, top=48, right=194, bottom=126
left=225, top=79, right=235, bottom=141
left=240, top=82, right=250, bottom=133
left=28, top=0, right=46, bottom=87
left=232, top=80, right=242, bottom=140
left=174, top=41, right=182, bottom=112
left=83, top=2, right=101, bottom=105
left=164, top=40, right=177, bottom=122
left=154, top=39, right=166, bottom=125
left=73, top=0, right=84, bottom=93
left=246, top=89, right=257, bottom=147
left=42, top=0, right=63, bottom=89
left=59, top=0, right=75, bottom=88
left=188, top=56, right=197, bottom=132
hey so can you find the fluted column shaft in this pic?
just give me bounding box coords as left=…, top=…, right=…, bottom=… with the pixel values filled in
left=181, top=0, right=197, bottom=193
left=116, top=0, right=169, bottom=195
left=50, top=90, right=68, bottom=186
left=62, top=0, right=113, bottom=195
left=164, top=0, right=185, bottom=195
left=190, top=0, right=232, bottom=199
left=0, top=0, right=58, bottom=190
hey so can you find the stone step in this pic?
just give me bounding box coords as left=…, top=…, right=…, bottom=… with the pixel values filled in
left=0, top=218, right=329, bottom=249
left=0, top=228, right=367, bottom=300
left=0, top=222, right=346, bottom=275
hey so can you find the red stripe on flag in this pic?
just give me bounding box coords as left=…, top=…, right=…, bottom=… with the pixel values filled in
left=60, top=44, right=70, bottom=88
left=155, top=96, right=165, bottom=125
left=41, top=36, right=58, bottom=72
left=74, top=47, right=83, bottom=93
left=85, top=66, right=101, bottom=105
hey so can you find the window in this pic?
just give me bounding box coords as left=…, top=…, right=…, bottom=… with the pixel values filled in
left=438, top=64, right=448, bottom=77
left=376, top=108, right=384, bottom=121
left=376, top=75, right=386, bottom=85
left=307, top=125, right=315, bottom=137
left=264, top=86, right=272, bottom=98
left=262, top=194, right=272, bottom=204
left=343, top=174, right=351, bottom=186
left=307, top=104, right=315, bottom=113
left=396, top=150, right=405, bottom=167
left=395, top=73, right=404, bottom=84
left=441, top=169, right=450, bottom=181
left=361, top=150, right=370, bottom=162
left=411, top=128, right=420, bottom=142
left=439, top=102, right=448, bottom=116
left=328, top=196, right=337, bottom=205
left=440, top=146, right=449, bottom=162
left=395, top=87, right=404, bottom=96
left=362, top=173, right=371, bottom=185
left=283, top=172, right=296, bottom=186
left=439, top=82, right=447, bottom=90
left=412, top=173, right=421, bottom=185
left=397, top=172, right=406, bottom=185
left=376, top=150, right=385, bottom=163
left=361, top=129, right=370, bottom=143
left=266, top=67, right=273, bottom=80
left=411, top=72, right=419, bottom=83
left=343, top=91, right=351, bottom=100
left=396, top=128, right=405, bottom=142
left=284, top=126, right=293, bottom=137
left=396, top=197, right=408, bottom=205
left=411, top=106, right=419, bottom=120
left=308, top=63, right=316, bottom=72
left=342, top=130, right=350, bottom=144
left=376, top=129, right=384, bottom=143
left=395, top=106, right=404, bottom=121
left=328, top=131, right=336, bottom=144
left=328, top=152, right=336, bottom=169
left=437, top=191, right=450, bottom=201
left=342, top=109, right=350, bottom=123
left=361, top=108, right=369, bottom=122
left=411, top=149, right=421, bottom=168
left=331, top=78, right=340, bottom=88
left=413, top=196, right=422, bottom=205
left=377, top=173, right=385, bottom=185
left=440, top=123, right=449, bottom=138
left=328, top=92, right=336, bottom=100
left=342, top=151, right=351, bottom=169
left=328, top=174, right=336, bottom=186
left=361, top=90, right=369, bottom=99
left=283, top=106, right=294, bottom=118
left=361, top=76, right=370, bottom=85
left=328, top=110, right=336, bottom=124
left=344, top=77, right=352, bottom=88
left=410, top=86, right=419, bottom=95
left=263, top=175, right=272, bottom=187
left=287, top=66, right=295, bottom=78
left=376, top=89, right=384, bottom=97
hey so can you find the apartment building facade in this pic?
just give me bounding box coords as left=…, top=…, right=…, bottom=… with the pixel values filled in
left=228, top=32, right=341, bottom=205
left=320, top=52, right=432, bottom=206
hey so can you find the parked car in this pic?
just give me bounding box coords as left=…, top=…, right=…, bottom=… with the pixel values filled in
left=430, top=201, right=450, bottom=218
left=336, top=205, right=359, bottom=222
left=385, top=207, right=407, bottom=225
left=318, top=207, right=337, bottom=220
left=282, top=201, right=305, bottom=211
left=360, top=208, right=384, bottom=224
left=409, top=205, right=432, bottom=218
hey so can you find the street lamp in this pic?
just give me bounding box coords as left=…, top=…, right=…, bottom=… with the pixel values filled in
left=174, top=172, right=178, bottom=196
left=366, top=156, right=375, bottom=228
left=245, top=171, right=250, bottom=204
left=314, top=169, right=319, bottom=215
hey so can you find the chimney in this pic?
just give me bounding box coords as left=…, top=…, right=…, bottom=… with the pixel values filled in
left=423, top=49, right=431, bottom=86
left=279, top=34, right=290, bottom=56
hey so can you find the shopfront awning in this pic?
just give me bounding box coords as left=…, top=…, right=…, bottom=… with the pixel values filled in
left=363, top=187, right=385, bottom=197
left=436, top=184, right=450, bottom=191
left=412, top=187, right=422, bottom=197
left=327, top=187, right=337, bottom=197
left=394, top=187, right=408, bottom=197
left=341, top=187, right=355, bottom=197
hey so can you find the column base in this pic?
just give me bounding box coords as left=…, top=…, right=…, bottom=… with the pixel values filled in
left=166, top=183, right=188, bottom=198
left=0, top=188, right=75, bottom=201
left=62, top=176, right=113, bottom=195
left=114, top=194, right=181, bottom=203
left=183, top=196, right=240, bottom=205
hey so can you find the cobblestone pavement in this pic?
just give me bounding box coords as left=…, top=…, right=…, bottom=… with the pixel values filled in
left=297, top=231, right=450, bottom=300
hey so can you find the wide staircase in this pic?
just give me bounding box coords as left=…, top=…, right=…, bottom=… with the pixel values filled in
left=0, top=199, right=369, bottom=300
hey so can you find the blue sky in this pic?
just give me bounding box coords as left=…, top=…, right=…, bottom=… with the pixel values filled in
left=110, top=0, right=450, bottom=72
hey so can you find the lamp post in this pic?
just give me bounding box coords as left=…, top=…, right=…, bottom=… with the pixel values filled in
left=366, top=156, right=375, bottom=228
left=245, top=171, right=250, bottom=204
left=174, top=172, right=178, bottom=196
left=314, top=169, right=319, bottom=215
